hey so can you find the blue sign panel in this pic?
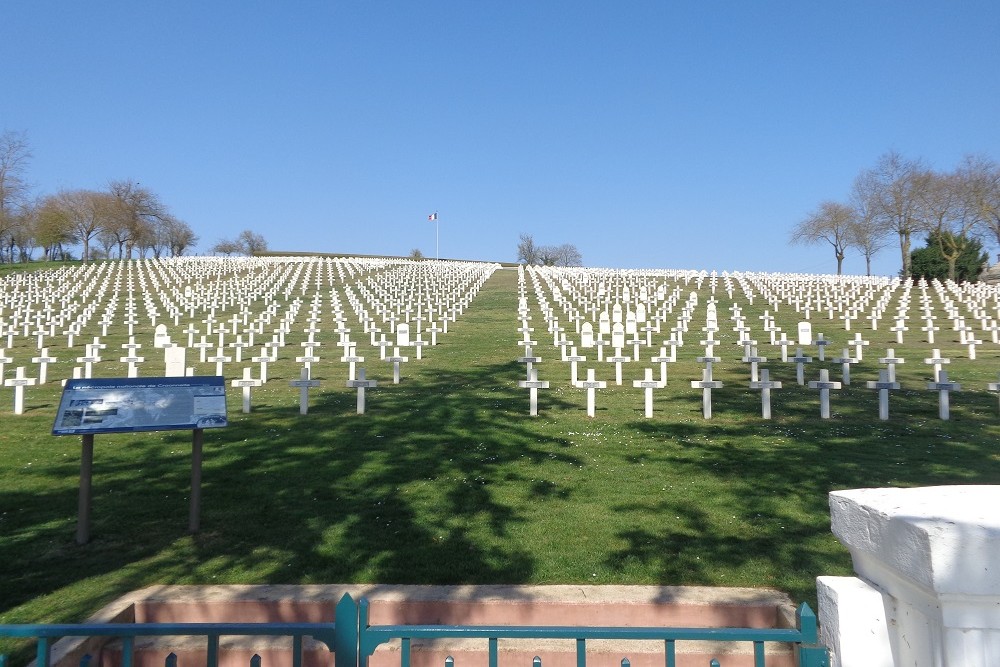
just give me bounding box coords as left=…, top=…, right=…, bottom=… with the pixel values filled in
left=53, top=376, right=228, bottom=435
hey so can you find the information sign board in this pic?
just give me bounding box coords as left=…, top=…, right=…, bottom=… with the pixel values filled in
left=53, top=376, right=227, bottom=435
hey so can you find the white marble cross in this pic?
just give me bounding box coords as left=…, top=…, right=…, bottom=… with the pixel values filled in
left=517, top=345, right=541, bottom=378
left=518, top=367, right=550, bottom=416
left=832, top=348, right=859, bottom=386
left=927, top=370, right=960, bottom=420
left=650, top=346, right=674, bottom=385
left=251, top=348, right=276, bottom=383
left=923, top=349, right=950, bottom=382
left=231, top=367, right=263, bottom=413
left=808, top=369, right=842, bottom=419
left=347, top=368, right=378, bottom=414
left=207, top=348, right=232, bottom=377
left=295, top=345, right=321, bottom=376
left=340, top=344, right=365, bottom=381
left=4, top=366, right=37, bottom=414
left=575, top=368, right=607, bottom=418
left=790, top=347, right=813, bottom=385
left=814, top=333, right=830, bottom=361
left=866, top=369, right=900, bottom=421
left=386, top=347, right=409, bottom=384
left=119, top=342, right=145, bottom=377
left=878, top=348, right=905, bottom=383
left=741, top=344, right=767, bottom=383
left=565, top=346, right=586, bottom=385
left=289, top=367, right=321, bottom=415
left=31, top=347, right=58, bottom=384
left=632, top=367, right=665, bottom=418
left=76, top=344, right=102, bottom=379
left=849, top=333, right=870, bottom=361
left=691, top=365, right=724, bottom=419
left=749, top=368, right=781, bottom=419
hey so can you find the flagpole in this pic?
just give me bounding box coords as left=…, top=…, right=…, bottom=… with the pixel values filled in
left=429, top=212, right=439, bottom=260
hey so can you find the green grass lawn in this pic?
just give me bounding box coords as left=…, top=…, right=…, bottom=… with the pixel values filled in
left=3, top=260, right=1000, bottom=651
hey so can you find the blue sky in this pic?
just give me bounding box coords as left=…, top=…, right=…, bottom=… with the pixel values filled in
left=4, top=2, right=999, bottom=275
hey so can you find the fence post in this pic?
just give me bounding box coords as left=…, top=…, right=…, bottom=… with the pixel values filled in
left=797, top=603, right=830, bottom=667
left=335, top=594, right=359, bottom=667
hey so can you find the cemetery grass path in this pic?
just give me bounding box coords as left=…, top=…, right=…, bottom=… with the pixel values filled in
left=4, top=261, right=1000, bottom=652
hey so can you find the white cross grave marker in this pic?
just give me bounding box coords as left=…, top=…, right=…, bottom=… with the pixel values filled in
left=4, top=367, right=37, bottom=414
left=575, top=368, right=607, bottom=418
left=924, top=349, right=950, bottom=382
left=927, top=370, right=961, bottom=420
left=790, top=347, right=812, bottom=386
left=341, top=344, right=365, bottom=381
left=565, top=346, right=586, bottom=385
left=650, top=346, right=674, bottom=385
left=832, top=348, right=859, bottom=386
left=251, top=348, right=276, bottom=383
left=207, top=348, right=232, bottom=377
left=691, top=365, right=724, bottom=419
left=386, top=347, right=409, bottom=384
left=749, top=368, right=782, bottom=419
left=519, top=367, right=550, bottom=416
left=878, top=348, right=905, bottom=383
left=289, top=368, right=321, bottom=415
left=232, top=367, right=263, bottom=413
left=632, top=368, right=665, bottom=418
left=808, top=369, right=842, bottom=419
left=866, top=369, right=900, bottom=421
left=517, top=345, right=541, bottom=378
left=31, top=348, right=58, bottom=384
left=346, top=368, right=378, bottom=414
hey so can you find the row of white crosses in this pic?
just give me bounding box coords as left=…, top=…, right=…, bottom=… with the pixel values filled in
left=517, top=266, right=1000, bottom=421
left=0, top=257, right=496, bottom=415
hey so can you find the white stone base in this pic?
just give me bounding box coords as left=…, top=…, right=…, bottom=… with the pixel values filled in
left=817, top=576, right=893, bottom=667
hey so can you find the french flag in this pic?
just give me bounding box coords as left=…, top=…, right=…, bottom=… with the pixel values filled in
left=428, top=212, right=438, bottom=221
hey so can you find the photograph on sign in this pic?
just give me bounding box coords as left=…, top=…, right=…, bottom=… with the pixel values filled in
left=53, top=376, right=228, bottom=435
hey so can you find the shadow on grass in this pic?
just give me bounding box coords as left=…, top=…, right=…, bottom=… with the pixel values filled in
left=0, top=360, right=581, bottom=620
left=604, top=378, right=1000, bottom=604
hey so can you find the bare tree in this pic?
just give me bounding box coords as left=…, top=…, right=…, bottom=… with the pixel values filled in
left=912, top=168, right=979, bottom=281
left=0, top=130, right=32, bottom=262
left=517, top=233, right=540, bottom=264
left=210, top=239, right=242, bottom=256
left=790, top=200, right=855, bottom=274
left=847, top=177, right=891, bottom=276
left=961, top=154, right=1000, bottom=258
left=553, top=243, right=583, bottom=267
left=107, top=180, right=169, bottom=258
left=160, top=217, right=198, bottom=257
left=859, top=151, right=924, bottom=278
left=236, top=229, right=268, bottom=255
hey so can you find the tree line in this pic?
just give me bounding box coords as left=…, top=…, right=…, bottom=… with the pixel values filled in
left=0, top=130, right=266, bottom=263
left=516, top=233, right=583, bottom=266
left=791, top=150, right=1000, bottom=280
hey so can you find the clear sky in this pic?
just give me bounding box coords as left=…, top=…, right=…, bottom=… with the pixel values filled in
left=4, top=1, right=999, bottom=276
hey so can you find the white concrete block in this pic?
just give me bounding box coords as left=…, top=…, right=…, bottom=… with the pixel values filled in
left=817, top=576, right=894, bottom=667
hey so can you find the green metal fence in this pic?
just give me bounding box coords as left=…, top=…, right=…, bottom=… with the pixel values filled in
left=1, top=593, right=828, bottom=667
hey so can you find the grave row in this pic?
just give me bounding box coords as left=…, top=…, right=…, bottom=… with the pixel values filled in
left=0, top=257, right=500, bottom=416
left=512, top=266, right=1000, bottom=421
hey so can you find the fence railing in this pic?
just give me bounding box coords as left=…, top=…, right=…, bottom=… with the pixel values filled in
left=1, top=593, right=829, bottom=667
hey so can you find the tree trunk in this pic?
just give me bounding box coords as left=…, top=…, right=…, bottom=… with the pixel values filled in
left=899, top=231, right=912, bottom=277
